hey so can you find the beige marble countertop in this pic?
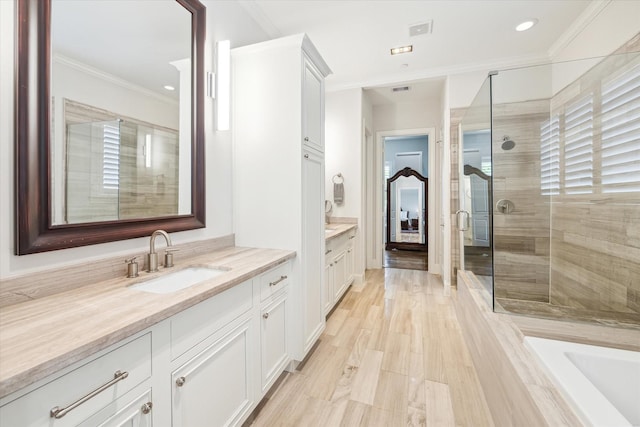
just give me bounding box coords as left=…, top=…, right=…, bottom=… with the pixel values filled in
left=0, top=246, right=295, bottom=399
left=324, top=223, right=357, bottom=241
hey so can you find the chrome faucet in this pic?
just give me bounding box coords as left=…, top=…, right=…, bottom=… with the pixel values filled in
left=147, top=230, right=177, bottom=272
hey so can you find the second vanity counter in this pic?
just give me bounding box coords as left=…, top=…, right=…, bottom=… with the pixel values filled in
left=324, top=223, right=357, bottom=241
left=0, top=246, right=295, bottom=399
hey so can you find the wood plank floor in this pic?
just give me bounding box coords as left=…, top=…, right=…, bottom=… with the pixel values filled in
left=383, top=250, right=428, bottom=271
left=247, top=269, right=494, bottom=426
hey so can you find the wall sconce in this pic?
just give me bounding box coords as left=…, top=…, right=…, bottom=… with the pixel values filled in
left=145, top=134, right=152, bottom=168
left=216, top=40, right=230, bottom=131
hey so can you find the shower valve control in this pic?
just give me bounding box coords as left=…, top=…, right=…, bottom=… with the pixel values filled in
left=496, top=199, right=515, bottom=214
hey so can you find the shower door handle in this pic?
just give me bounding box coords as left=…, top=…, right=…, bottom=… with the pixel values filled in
left=455, top=210, right=469, bottom=231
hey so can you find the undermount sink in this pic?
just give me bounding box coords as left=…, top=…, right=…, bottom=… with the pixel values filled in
left=129, top=266, right=229, bottom=294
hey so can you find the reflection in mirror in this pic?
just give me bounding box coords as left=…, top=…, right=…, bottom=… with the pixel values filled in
left=15, top=0, right=206, bottom=254
left=50, top=0, right=192, bottom=225
left=386, top=167, right=428, bottom=252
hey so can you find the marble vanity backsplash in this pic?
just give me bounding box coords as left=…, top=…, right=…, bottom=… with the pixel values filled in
left=0, top=235, right=235, bottom=308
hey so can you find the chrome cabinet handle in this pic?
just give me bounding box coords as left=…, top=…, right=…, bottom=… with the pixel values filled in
left=176, top=376, right=186, bottom=387
left=348, top=236, right=355, bottom=240
left=304, top=137, right=310, bottom=141
left=304, top=153, right=309, bottom=159
left=141, top=402, right=153, bottom=415
left=325, top=249, right=332, bottom=255
left=263, top=313, right=270, bottom=319
left=269, top=275, right=287, bottom=287
left=50, top=370, right=129, bottom=419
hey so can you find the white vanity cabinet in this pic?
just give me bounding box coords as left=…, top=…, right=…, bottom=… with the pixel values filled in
left=324, top=228, right=357, bottom=314
left=0, top=333, right=152, bottom=427
left=171, top=317, right=255, bottom=427
left=232, top=34, right=331, bottom=362
left=1, top=261, right=294, bottom=427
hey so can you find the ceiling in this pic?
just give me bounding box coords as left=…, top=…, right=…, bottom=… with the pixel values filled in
left=52, top=0, right=191, bottom=101
left=240, top=0, right=593, bottom=101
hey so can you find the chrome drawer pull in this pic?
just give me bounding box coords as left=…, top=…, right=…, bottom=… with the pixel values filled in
left=269, top=275, right=287, bottom=287
left=263, top=313, right=270, bottom=319
left=50, top=370, right=129, bottom=419
left=176, top=376, right=186, bottom=387
left=325, top=249, right=332, bottom=255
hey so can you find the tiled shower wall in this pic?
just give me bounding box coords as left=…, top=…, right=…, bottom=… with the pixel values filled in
left=492, top=100, right=551, bottom=303
left=548, top=35, right=640, bottom=319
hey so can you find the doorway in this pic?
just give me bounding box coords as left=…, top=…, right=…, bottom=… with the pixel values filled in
left=382, top=134, right=429, bottom=270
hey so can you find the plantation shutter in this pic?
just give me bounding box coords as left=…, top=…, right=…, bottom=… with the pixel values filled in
left=600, top=62, right=640, bottom=193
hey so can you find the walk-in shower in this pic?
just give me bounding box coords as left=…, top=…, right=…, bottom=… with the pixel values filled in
left=457, top=35, right=640, bottom=328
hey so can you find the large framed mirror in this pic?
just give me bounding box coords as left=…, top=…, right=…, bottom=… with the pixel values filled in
left=15, top=0, right=206, bottom=254
left=386, top=167, right=428, bottom=252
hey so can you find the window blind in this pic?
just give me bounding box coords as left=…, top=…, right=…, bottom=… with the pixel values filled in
left=601, top=62, right=640, bottom=193
left=103, top=123, right=120, bottom=190
left=540, top=114, right=560, bottom=195
left=564, top=95, right=593, bottom=194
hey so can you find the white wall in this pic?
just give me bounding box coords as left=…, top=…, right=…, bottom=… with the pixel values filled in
left=373, top=100, right=442, bottom=136
left=325, top=88, right=366, bottom=277
left=0, top=0, right=271, bottom=279
left=325, top=89, right=362, bottom=219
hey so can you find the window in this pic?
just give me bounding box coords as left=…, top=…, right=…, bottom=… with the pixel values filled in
left=540, top=114, right=560, bottom=195
left=564, top=95, right=593, bottom=194
left=103, top=123, right=120, bottom=190
left=600, top=62, right=640, bottom=193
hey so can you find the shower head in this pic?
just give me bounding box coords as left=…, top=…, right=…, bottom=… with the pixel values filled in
left=501, top=136, right=516, bottom=151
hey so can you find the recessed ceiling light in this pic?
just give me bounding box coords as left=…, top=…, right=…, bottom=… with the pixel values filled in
left=515, top=19, right=538, bottom=32
left=391, top=45, right=413, bottom=55
left=164, top=85, right=175, bottom=91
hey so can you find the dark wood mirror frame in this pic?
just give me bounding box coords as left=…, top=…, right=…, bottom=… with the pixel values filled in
left=15, top=0, right=206, bottom=255
left=386, top=167, right=428, bottom=252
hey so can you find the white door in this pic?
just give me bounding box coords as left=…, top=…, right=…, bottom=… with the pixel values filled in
left=470, top=174, right=490, bottom=247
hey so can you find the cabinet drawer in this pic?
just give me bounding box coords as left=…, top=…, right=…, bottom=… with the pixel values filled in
left=171, top=280, right=253, bottom=359
left=259, top=262, right=291, bottom=302
left=0, top=333, right=151, bottom=427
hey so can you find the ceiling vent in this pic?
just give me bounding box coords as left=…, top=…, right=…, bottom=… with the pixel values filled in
left=409, top=20, right=433, bottom=37
left=392, top=86, right=410, bottom=93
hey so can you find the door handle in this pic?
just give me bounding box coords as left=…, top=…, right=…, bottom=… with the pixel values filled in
left=455, top=210, right=469, bottom=231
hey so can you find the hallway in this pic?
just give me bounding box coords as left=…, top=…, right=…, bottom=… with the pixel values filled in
left=248, top=269, right=494, bottom=426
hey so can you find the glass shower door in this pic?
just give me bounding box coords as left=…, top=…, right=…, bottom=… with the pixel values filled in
left=458, top=77, right=494, bottom=295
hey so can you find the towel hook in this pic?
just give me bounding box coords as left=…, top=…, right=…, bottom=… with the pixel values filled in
left=332, top=173, right=344, bottom=184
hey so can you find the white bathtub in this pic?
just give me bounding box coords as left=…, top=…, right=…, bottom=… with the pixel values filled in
left=524, top=336, right=640, bottom=427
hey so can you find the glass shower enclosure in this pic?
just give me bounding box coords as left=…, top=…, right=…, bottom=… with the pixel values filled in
left=459, top=43, right=640, bottom=327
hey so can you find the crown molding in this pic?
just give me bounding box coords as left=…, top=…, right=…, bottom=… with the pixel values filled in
left=53, top=54, right=178, bottom=105
left=547, top=0, right=611, bottom=60
left=237, top=1, right=282, bottom=39
left=326, top=52, right=550, bottom=92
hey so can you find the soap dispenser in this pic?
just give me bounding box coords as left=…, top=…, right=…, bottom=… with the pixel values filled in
left=125, top=256, right=139, bottom=278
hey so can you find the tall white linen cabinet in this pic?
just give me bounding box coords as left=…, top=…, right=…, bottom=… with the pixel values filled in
left=232, top=34, right=332, bottom=362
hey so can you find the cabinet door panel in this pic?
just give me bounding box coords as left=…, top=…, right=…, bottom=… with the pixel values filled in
left=333, top=251, right=347, bottom=302
left=261, top=293, right=288, bottom=392
left=302, top=58, right=323, bottom=152
left=79, top=389, right=152, bottom=427
left=172, top=320, right=253, bottom=427
left=302, top=150, right=325, bottom=353
left=346, top=243, right=355, bottom=285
